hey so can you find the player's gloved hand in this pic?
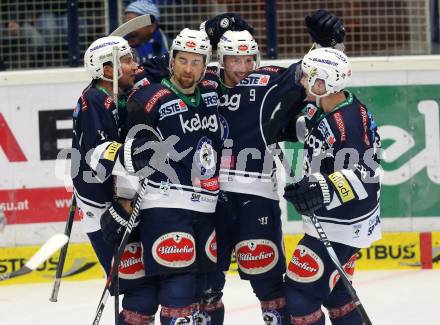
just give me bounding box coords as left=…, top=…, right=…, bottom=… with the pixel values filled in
left=100, top=199, right=136, bottom=246
left=203, top=13, right=254, bottom=49
left=305, top=9, right=345, bottom=47
left=120, top=137, right=157, bottom=174
left=118, top=123, right=163, bottom=177
left=283, top=174, right=331, bottom=216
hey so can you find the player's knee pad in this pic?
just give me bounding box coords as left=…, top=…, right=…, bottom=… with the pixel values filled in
left=198, top=271, right=225, bottom=304
left=250, top=276, right=284, bottom=301
left=193, top=271, right=225, bottom=325
left=121, top=281, right=159, bottom=316
left=285, top=286, right=324, bottom=325
left=327, top=301, right=363, bottom=325
left=250, top=277, right=288, bottom=325
left=119, top=309, right=155, bottom=325
left=159, top=273, right=196, bottom=308
left=160, top=305, right=194, bottom=325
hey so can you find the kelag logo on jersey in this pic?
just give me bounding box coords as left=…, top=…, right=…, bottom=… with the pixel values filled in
left=237, top=73, right=270, bottom=87
left=201, top=92, right=219, bottom=107
left=158, top=99, right=188, bottom=120
left=179, top=113, right=218, bottom=134
left=219, top=94, right=241, bottom=111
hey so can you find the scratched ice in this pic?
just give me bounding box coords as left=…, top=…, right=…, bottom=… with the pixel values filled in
left=0, top=270, right=438, bottom=325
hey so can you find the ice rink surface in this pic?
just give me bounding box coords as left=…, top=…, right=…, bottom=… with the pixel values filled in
left=0, top=270, right=439, bottom=325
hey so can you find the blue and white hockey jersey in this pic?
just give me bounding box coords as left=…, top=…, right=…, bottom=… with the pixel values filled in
left=125, top=78, right=222, bottom=213
left=301, top=91, right=382, bottom=248
left=204, top=64, right=306, bottom=200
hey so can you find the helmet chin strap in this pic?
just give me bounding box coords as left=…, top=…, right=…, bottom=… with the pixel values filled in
left=102, top=66, right=122, bottom=83
left=308, top=83, right=331, bottom=108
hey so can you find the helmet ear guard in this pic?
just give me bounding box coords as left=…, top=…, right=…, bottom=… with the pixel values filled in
left=301, top=47, right=351, bottom=98
left=84, top=36, right=132, bottom=81
left=217, top=30, right=260, bottom=69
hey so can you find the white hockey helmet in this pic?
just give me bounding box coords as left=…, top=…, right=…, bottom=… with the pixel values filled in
left=170, top=28, right=212, bottom=67
left=301, top=47, right=352, bottom=98
left=84, top=36, right=132, bottom=80
left=217, top=30, right=260, bottom=68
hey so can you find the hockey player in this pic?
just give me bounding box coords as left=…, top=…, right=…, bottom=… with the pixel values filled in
left=72, top=35, right=138, bottom=264
left=106, top=28, right=222, bottom=324
left=72, top=35, right=165, bottom=324
left=188, top=11, right=347, bottom=325
left=283, top=48, right=381, bottom=324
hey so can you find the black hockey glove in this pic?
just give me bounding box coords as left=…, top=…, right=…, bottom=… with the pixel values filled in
left=119, top=120, right=163, bottom=177
left=204, top=13, right=254, bottom=49
left=305, top=9, right=345, bottom=47
left=283, top=174, right=331, bottom=216
left=100, top=200, right=137, bottom=246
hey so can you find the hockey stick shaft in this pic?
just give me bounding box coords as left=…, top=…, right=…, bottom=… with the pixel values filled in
left=92, top=180, right=148, bottom=325
left=50, top=195, right=77, bottom=302
left=114, top=245, right=120, bottom=325
left=0, top=234, right=69, bottom=281
left=309, top=214, right=372, bottom=325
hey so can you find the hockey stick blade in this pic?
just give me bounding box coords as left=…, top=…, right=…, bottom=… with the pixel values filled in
left=0, top=234, right=69, bottom=281
left=110, top=14, right=152, bottom=37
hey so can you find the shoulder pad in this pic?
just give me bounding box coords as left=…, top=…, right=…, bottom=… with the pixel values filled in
left=82, top=86, right=112, bottom=112
left=144, top=87, right=172, bottom=113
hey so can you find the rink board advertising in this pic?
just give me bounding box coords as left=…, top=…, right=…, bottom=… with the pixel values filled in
left=286, top=84, right=440, bottom=220
left=1, top=60, right=440, bottom=275
left=1, top=84, right=439, bottom=227
left=0, top=232, right=438, bottom=285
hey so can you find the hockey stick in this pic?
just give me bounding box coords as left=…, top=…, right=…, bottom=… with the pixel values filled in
left=0, top=234, right=69, bottom=281
left=308, top=213, right=372, bottom=325
left=49, top=195, right=77, bottom=302
left=111, top=45, right=121, bottom=325
left=92, top=179, right=148, bottom=325
left=113, top=246, right=120, bottom=325
left=108, top=15, right=152, bottom=320
left=110, top=14, right=152, bottom=37
left=271, top=142, right=372, bottom=324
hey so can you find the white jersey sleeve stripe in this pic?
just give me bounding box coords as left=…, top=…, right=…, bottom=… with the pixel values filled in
left=341, top=169, right=368, bottom=200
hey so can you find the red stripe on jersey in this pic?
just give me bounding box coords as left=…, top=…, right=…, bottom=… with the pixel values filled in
left=144, top=88, right=171, bottom=113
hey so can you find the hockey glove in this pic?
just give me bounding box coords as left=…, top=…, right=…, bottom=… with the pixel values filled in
left=305, top=9, right=345, bottom=47
left=283, top=173, right=331, bottom=216
left=203, top=13, right=254, bottom=49
left=100, top=199, right=137, bottom=246
left=120, top=137, right=157, bottom=176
